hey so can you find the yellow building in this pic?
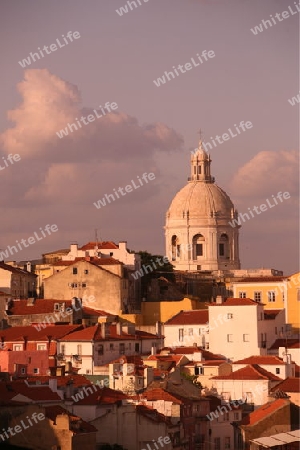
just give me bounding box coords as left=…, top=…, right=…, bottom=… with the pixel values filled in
left=231, top=272, right=300, bottom=333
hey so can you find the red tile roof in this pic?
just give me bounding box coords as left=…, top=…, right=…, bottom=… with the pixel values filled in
left=4, top=380, right=61, bottom=402
left=60, top=324, right=159, bottom=342
left=165, top=309, right=208, bottom=325
left=0, top=262, right=37, bottom=277
left=53, top=257, right=122, bottom=267
left=141, top=388, right=183, bottom=404
left=6, top=299, right=74, bottom=315
left=74, top=386, right=128, bottom=405
left=0, top=324, right=82, bottom=342
left=270, top=377, right=300, bottom=393
left=79, top=241, right=119, bottom=250
left=209, top=298, right=259, bottom=306
left=236, top=277, right=287, bottom=283
left=240, top=398, right=289, bottom=426
left=162, top=347, right=226, bottom=361
left=26, top=375, right=92, bottom=388
left=233, top=356, right=285, bottom=365
left=211, top=364, right=282, bottom=381
left=136, top=405, right=174, bottom=425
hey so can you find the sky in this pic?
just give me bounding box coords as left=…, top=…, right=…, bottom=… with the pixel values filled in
left=0, top=0, right=299, bottom=275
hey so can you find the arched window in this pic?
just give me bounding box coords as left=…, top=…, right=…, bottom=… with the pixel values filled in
left=171, top=235, right=180, bottom=261
left=219, top=233, right=228, bottom=258
left=192, top=234, right=205, bottom=260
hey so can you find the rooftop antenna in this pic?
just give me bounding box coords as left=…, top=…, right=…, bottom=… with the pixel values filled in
left=94, top=229, right=99, bottom=256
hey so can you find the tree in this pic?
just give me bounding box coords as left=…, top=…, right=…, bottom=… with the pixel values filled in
left=138, top=251, right=175, bottom=298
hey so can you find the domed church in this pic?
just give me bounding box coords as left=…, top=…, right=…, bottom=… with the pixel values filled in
left=165, top=140, right=241, bottom=271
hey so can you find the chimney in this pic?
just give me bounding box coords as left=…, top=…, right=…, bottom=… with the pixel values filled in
left=100, top=323, right=106, bottom=339
left=151, top=346, right=156, bottom=355
left=216, top=296, right=224, bottom=304
left=116, top=322, right=121, bottom=335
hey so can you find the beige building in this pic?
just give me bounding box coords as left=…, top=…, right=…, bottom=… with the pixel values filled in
left=44, top=258, right=128, bottom=314
left=0, top=262, right=37, bottom=299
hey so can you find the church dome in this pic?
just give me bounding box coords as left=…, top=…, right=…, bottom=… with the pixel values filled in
left=167, top=182, right=235, bottom=221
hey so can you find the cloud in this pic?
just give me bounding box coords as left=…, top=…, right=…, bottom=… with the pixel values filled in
left=229, top=150, right=299, bottom=201
left=0, top=69, right=182, bottom=164
left=0, top=69, right=183, bottom=209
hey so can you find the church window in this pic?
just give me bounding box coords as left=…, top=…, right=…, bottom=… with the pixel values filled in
left=196, top=244, right=203, bottom=256
left=219, top=243, right=225, bottom=256
left=219, top=234, right=228, bottom=258
left=177, top=244, right=181, bottom=257
left=192, top=234, right=205, bottom=259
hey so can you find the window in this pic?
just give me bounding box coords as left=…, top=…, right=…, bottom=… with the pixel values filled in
left=227, top=334, right=233, bottom=342
left=234, top=412, right=239, bottom=420
left=227, top=313, right=233, bottom=319
left=37, top=344, right=46, bottom=350
left=276, top=368, right=280, bottom=374
left=176, top=244, right=181, bottom=257
left=268, top=291, right=276, bottom=302
left=61, top=344, right=65, bottom=355
left=110, top=343, right=114, bottom=351
left=13, top=344, right=22, bottom=351
left=188, top=328, right=193, bottom=336
left=33, top=368, right=39, bottom=374
left=77, top=345, right=82, bottom=356
left=219, top=243, right=225, bottom=256
left=224, top=413, right=229, bottom=421
left=84, top=269, right=89, bottom=274
left=243, top=334, right=249, bottom=342
left=98, top=345, right=104, bottom=355
left=275, top=327, right=278, bottom=335
left=199, top=328, right=202, bottom=335
left=196, top=243, right=203, bottom=256
left=135, top=343, right=139, bottom=352
left=225, top=437, right=230, bottom=449
left=245, top=392, right=253, bottom=403
left=119, top=343, right=125, bottom=354
left=72, top=267, right=77, bottom=275
left=179, top=328, right=184, bottom=342
left=82, top=283, right=86, bottom=288
left=214, top=438, right=220, bottom=450
left=254, top=291, right=262, bottom=302
left=239, top=291, right=246, bottom=298
left=194, top=366, right=204, bottom=375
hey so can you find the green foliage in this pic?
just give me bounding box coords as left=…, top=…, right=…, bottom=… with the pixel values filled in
left=181, top=371, right=203, bottom=389
left=138, top=251, right=175, bottom=298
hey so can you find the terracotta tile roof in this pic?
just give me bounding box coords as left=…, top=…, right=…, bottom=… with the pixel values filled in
left=235, top=277, right=287, bottom=283
left=4, top=381, right=61, bottom=402
left=60, top=324, right=159, bottom=342
left=233, top=356, right=285, bottom=365
left=209, top=298, right=259, bottom=306
left=264, top=310, right=282, bottom=319
left=43, top=249, right=69, bottom=256
left=0, top=262, right=37, bottom=276
left=6, top=299, right=74, bottom=316
left=146, top=354, right=184, bottom=364
left=211, top=364, right=282, bottom=381
left=26, top=375, right=92, bottom=388
left=165, top=309, right=208, bottom=325
left=184, top=359, right=228, bottom=367
left=82, top=306, right=114, bottom=317
left=269, top=339, right=300, bottom=350
left=163, top=347, right=226, bottom=361
left=270, top=377, right=300, bottom=393
left=53, top=257, right=122, bottom=267
left=289, top=342, right=300, bottom=349
left=79, top=241, right=119, bottom=250
left=45, top=405, right=97, bottom=433
left=75, top=386, right=128, bottom=405
left=0, top=324, right=82, bottom=342
left=240, top=398, right=289, bottom=426
left=141, top=388, right=184, bottom=404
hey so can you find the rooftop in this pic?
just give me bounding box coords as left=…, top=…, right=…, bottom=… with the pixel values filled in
left=165, top=309, right=208, bottom=325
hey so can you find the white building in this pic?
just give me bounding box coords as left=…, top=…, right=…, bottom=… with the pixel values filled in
left=163, top=309, right=209, bottom=349
left=232, top=355, right=295, bottom=379
left=208, top=298, right=287, bottom=361
left=57, top=322, right=161, bottom=375
left=165, top=141, right=241, bottom=271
